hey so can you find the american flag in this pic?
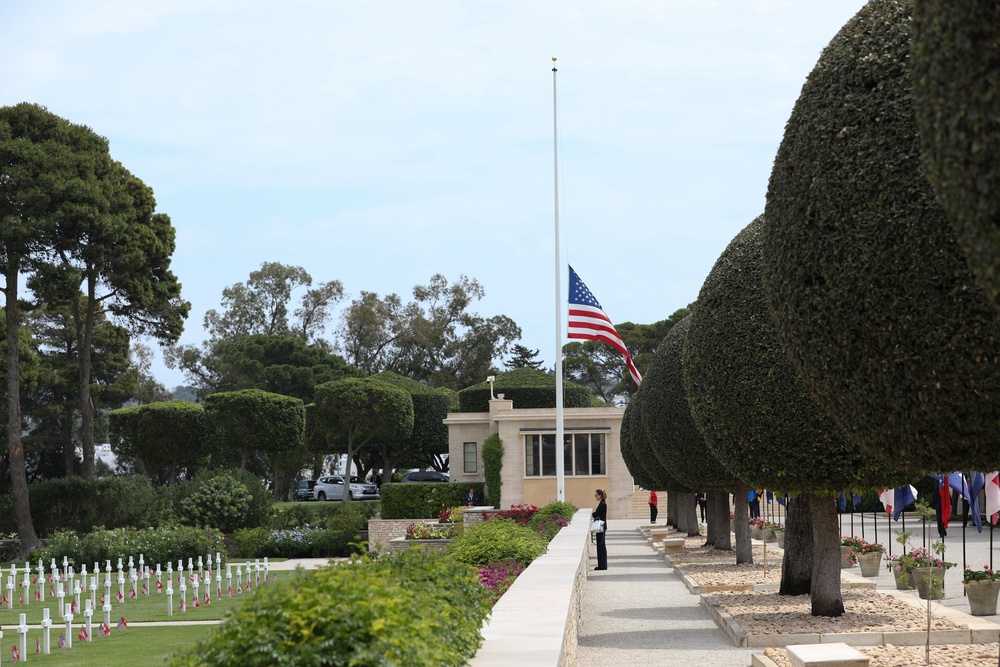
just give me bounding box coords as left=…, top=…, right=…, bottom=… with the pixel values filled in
left=36, top=637, right=40, bottom=654
left=78, top=625, right=89, bottom=642
left=204, top=591, right=211, bottom=605
left=179, top=598, right=186, bottom=612
left=142, top=582, right=148, bottom=596
left=99, top=621, right=111, bottom=637
left=228, top=585, right=233, bottom=597
left=117, top=616, right=128, bottom=632
left=194, top=595, right=200, bottom=608
left=129, top=587, right=137, bottom=599
left=2, top=592, right=8, bottom=605
left=156, top=580, right=164, bottom=591
left=116, top=590, right=124, bottom=603
left=567, top=266, right=642, bottom=386
left=57, top=633, right=66, bottom=649
left=12, top=642, right=20, bottom=662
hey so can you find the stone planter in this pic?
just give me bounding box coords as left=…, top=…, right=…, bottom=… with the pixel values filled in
left=858, top=551, right=883, bottom=577
left=911, top=566, right=946, bottom=600
left=889, top=560, right=914, bottom=590
left=840, top=546, right=856, bottom=569
left=764, top=527, right=777, bottom=542
left=965, top=580, right=1000, bottom=616
left=774, top=530, right=785, bottom=549
left=751, top=526, right=764, bottom=540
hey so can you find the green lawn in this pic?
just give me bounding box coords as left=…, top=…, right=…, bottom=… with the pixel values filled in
left=3, top=625, right=214, bottom=667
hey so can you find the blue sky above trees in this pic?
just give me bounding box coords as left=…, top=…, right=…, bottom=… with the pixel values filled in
left=1, top=0, right=867, bottom=387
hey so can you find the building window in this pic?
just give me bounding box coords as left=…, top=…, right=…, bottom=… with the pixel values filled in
left=463, top=442, right=478, bottom=474
left=524, top=433, right=606, bottom=477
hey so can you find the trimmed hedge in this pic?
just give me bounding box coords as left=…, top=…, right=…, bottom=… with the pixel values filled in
left=482, top=434, right=503, bottom=508
left=0, top=475, right=162, bottom=537
left=380, top=482, right=485, bottom=519
left=641, top=315, right=737, bottom=492
left=446, top=517, right=546, bottom=567
left=29, top=526, right=226, bottom=570
left=762, top=0, right=1000, bottom=473
left=685, top=218, right=904, bottom=493
left=458, top=368, right=592, bottom=412
left=174, top=549, right=490, bottom=667
left=912, top=1, right=1000, bottom=311
left=620, top=386, right=689, bottom=491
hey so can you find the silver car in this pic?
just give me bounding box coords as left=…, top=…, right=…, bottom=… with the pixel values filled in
left=313, top=475, right=380, bottom=501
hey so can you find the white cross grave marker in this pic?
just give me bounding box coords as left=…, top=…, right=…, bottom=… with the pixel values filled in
left=40, top=607, right=52, bottom=654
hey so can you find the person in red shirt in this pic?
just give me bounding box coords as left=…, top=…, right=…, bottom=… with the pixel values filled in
left=649, top=490, right=658, bottom=524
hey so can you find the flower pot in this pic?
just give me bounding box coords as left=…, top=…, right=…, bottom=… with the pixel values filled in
left=859, top=552, right=883, bottom=577
left=965, top=580, right=1000, bottom=616
left=889, top=561, right=914, bottom=590
left=911, top=566, right=946, bottom=600
left=751, top=526, right=764, bottom=540
left=774, top=530, right=785, bottom=549
left=764, top=528, right=777, bottom=542
left=840, top=546, right=856, bottom=569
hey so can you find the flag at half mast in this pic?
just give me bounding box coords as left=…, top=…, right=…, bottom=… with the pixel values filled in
left=567, top=266, right=642, bottom=387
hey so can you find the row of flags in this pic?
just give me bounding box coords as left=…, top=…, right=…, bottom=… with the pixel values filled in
left=875, top=472, right=1000, bottom=533
left=6, top=617, right=126, bottom=662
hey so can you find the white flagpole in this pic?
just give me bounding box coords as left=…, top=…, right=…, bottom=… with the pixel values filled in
left=553, top=57, right=565, bottom=502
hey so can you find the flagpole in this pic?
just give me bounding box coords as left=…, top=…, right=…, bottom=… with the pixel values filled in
left=553, top=56, right=565, bottom=502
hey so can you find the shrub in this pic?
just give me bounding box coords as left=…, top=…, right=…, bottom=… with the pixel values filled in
left=478, top=560, right=525, bottom=606
left=173, top=470, right=273, bottom=532
left=270, top=504, right=315, bottom=530
left=29, top=526, right=225, bottom=569
left=530, top=515, right=569, bottom=543
left=230, top=528, right=270, bottom=558
left=529, top=501, right=576, bottom=525
left=457, top=368, right=592, bottom=412
left=380, top=482, right=484, bottom=519
left=0, top=475, right=163, bottom=536
left=446, top=517, right=546, bottom=567
left=482, top=434, right=503, bottom=508
left=488, top=504, right=537, bottom=525
left=173, top=549, right=490, bottom=667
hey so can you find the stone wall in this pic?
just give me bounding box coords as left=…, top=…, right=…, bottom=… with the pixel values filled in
left=367, top=519, right=426, bottom=552
left=384, top=538, right=452, bottom=556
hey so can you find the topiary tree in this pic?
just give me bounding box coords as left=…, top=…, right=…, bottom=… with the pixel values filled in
left=369, top=371, right=451, bottom=479
left=204, top=389, right=306, bottom=499
left=911, top=0, right=1000, bottom=312
left=482, top=433, right=503, bottom=508
left=685, top=217, right=906, bottom=616
left=640, top=315, right=741, bottom=554
left=457, top=368, right=592, bottom=412
left=762, top=0, right=1000, bottom=475
left=109, top=400, right=208, bottom=485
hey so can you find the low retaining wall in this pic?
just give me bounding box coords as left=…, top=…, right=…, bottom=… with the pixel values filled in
left=468, top=508, right=590, bottom=667
left=384, top=538, right=452, bottom=555
left=369, top=506, right=495, bottom=552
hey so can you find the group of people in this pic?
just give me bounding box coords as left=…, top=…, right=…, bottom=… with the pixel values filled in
left=646, top=490, right=708, bottom=524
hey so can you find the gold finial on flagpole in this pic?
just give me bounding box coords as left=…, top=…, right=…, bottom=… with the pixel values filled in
left=552, top=56, right=557, bottom=71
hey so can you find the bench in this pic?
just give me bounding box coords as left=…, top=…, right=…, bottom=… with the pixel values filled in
left=785, top=643, right=869, bottom=667
left=649, top=528, right=670, bottom=548
left=662, top=537, right=685, bottom=554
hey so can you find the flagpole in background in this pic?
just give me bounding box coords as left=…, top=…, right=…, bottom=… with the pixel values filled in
left=552, top=56, right=565, bottom=502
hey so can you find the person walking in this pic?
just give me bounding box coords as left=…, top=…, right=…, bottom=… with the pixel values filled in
left=649, top=490, right=658, bottom=524
left=696, top=492, right=707, bottom=523
left=592, top=489, right=608, bottom=570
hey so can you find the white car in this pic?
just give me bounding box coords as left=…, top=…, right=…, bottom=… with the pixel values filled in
left=313, top=475, right=380, bottom=501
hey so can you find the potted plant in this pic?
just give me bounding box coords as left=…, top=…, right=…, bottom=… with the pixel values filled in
left=772, top=522, right=785, bottom=549
left=840, top=536, right=863, bottom=569
left=900, top=545, right=952, bottom=600
left=750, top=517, right=765, bottom=540
left=964, top=566, right=1000, bottom=616
left=855, top=539, right=886, bottom=577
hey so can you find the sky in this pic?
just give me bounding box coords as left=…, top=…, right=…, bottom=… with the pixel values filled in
left=1, top=0, right=869, bottom=389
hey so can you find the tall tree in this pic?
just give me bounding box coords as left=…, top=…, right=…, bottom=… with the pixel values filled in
left=503, top=344, right=544, bottom=371
left=130, top=342, right=170, bottom=404
left=338, top=274, right=521, bottom=389
left=0, top=103, right=108, bottom=554
left=312, top=377, right=413, bottom=501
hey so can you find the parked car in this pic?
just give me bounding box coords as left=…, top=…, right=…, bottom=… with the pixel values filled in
left=314, top=475, right=380, bottom=501
left=294, top=479, right=316, bottom=501
left=400, top=471, right=450, bottom=483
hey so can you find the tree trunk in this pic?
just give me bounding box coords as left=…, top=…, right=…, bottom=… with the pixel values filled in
left=704, top=493, right=718, bottom=546
left=681, top=492, right=700, bottom=537
left=809, top=494, right=845, bottom=616
left=780, top=493, right=814, bottom=596
left=74, top=280, right=97, bottom=479
left=4, top=260, right=40, bottom=556
left=710, top=491, right=732, bottom=551
left=666, top=490, right=678, bottom=528
left=734, top=483, right=753, bottom=564
left=62, top=409, right=75, bottom=476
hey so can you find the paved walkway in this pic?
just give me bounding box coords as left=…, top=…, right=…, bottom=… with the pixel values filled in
left=575, top=519, right=757, bottom=667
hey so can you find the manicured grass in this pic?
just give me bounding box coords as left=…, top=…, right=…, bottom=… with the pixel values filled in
left=2, top=624, right=214, bottom=667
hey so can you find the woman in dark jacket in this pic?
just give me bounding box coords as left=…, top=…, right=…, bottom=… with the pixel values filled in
left=592, top=489, right=608, bottom=570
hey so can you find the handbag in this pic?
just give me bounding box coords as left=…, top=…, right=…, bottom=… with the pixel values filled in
left=590, top=519, right=605, bottom=533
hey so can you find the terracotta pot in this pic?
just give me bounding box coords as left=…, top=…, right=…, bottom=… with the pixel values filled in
left=965, top=580, right=1000, bottom=616
left=859, top=552, right=883, bottom=577
left=911, top=566, right=946, bottom=600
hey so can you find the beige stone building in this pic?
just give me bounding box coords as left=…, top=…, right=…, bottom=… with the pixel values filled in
left=445, top=398, right=634, bottom=519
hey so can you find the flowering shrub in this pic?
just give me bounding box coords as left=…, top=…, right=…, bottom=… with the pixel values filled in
left=447, top=518, right=546, bottom=567
left=963, top=565, right=1000, bottom=584
left=486, top=504, right=539, bottom=525
left=749, top=517, right=765, bottom=530
left=438, top=506, right=465, bottom=524
left=895, top=546, right=953, bottom=574
left=405, top=523, right=458, bottom=540
left=841, top=536, right=864, bottom=550
left=530, top=515, right=570, bottom=543
left=478, top=560, right=525, bottom=606
left=265, top=526, right=324, bottom=558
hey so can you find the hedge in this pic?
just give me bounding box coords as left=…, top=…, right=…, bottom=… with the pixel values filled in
left=0, top=475, right=162, bottom=536
left=482, top=434, right=503, bottom=508
left=30, top=526, right=226, bottom=570
left=762, top=0, right=1000, bottom=473
left=458, top=368, right=592, bottom=412
left=380, top=482, right=485, bottom=519
left=446, top=517, right=546, bottom=567
left=173, top=549, right=490, bottom=667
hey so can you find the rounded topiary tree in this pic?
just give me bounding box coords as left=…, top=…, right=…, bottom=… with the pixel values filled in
left=685, top=217, right=905, bottom=616
left=912, top=0, right=1000, bottom=311
left=762, top=0, right=1000, bottom=474
left=109, top=401, right=207, bottom=484
left=457, top=368, right=592, bottom=412
left=370, top=371, right=451, bottom=478
left=641, top=315, right=742, bottom=553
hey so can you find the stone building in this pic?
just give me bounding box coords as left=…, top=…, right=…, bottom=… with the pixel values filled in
left=445, top=398, right=634, bottom=519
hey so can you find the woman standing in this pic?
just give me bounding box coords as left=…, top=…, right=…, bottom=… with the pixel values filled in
left=592, top=489, right=608, bottom=570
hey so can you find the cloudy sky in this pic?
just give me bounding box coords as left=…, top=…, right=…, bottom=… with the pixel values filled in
left=2, top=0, right=868, bottom=387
